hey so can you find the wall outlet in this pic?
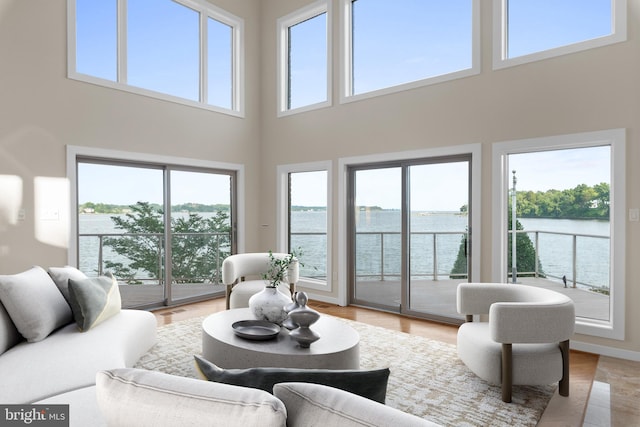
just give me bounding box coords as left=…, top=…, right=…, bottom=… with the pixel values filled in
left=629, top=208, right=639, bottom=222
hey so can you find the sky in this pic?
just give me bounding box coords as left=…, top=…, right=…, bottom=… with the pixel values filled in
left=78, top=164, right=231, bottom=206
left=508, top=146, right=610, bottom=193
left=74, top=0, right=613, bottom=210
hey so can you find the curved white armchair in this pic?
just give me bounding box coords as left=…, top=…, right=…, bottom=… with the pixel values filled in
left=222, top=253, right=299, bottom=310
left=456, top=283, right=575, bottom=402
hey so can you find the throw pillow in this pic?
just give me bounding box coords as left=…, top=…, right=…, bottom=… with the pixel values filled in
left=0, top=266, right=73, bottom=342
left=194, top=355, right=390, bottom=403
left=96, top=368, right=287, bottom=427
left=0, top=301, right=22, bottom=355
left=273, top=382, right=439, bottom=427
left=68, top=273, right=121, bottom=332
left=47, top=265, right=88, bottom=302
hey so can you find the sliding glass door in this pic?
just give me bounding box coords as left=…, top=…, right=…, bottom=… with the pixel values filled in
left=76, top=159, right=235, bottom=308
left=349, top=156, right=470, bottom=322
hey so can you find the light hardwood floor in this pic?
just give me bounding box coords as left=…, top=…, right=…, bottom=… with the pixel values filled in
left=152, top=298, right=639, bottom=427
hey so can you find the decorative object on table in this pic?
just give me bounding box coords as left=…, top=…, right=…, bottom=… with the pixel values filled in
left=248, top=286, right=292, bottom=325
left=282, top=291, right=301, bottom=330
left=248, top=250, right=299, bottom=325
left=288, top=292, right=321, bottom=348
left=231, top=320, right=281, bottom=341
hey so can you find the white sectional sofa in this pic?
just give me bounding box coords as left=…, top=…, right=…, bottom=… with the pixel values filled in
left=0, top=266, right=157, bottom=426
left=1, top=266, right=438, bottom=426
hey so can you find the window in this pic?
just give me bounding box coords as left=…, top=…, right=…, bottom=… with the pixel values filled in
left=341, top=0, right=480, bottom=102
left=67, top=146, right=244, bottom=309
left=493, top=0, right=627, bottom=69
left=492, top=129, right=626, bottom=340
left=277, top=162, right=332, bottom=291
left=277, top=1, right=331, bottom=116
left=68, top=0, right=243, bottom=116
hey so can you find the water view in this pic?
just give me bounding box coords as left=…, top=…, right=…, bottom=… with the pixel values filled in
left=78, top=211, right=610, bottom=291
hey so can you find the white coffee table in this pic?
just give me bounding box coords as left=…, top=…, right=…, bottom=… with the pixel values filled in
left=201, top=308, right=360, bottom=369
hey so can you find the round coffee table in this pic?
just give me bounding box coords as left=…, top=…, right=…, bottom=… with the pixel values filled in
left=202, top=308, right=360, bottom=369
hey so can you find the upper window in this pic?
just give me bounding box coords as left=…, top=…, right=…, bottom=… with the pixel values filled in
left=493, top=0, right=627, bottom=69
left=68, top=0, right=243, bottom=116
left=277, top=1, right=331, bottom=116
left=341, top=0, right=479, bottom=102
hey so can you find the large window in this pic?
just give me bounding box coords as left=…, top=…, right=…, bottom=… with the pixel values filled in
left=341, top=0, right=480, bottom=102
left=492, top=129, right=626, bottom=340
left=493, top=0, right=627, bottom=69
left=68, top=0, right=243, bottom=115
left=277, top=0, right=331, bottom=116
left=277, top=162, right=331, bottom=291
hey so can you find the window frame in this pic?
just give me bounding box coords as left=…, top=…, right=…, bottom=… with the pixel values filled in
left=493, top=0, right=627, bottom=70
left=67, top=0, right=245, bottom=117
left=340, top=0, right=481, bottom=105
left=277, top=161, right=333, bottom=293
left=66, top=145, right=246, bottom=275
left=491, top=129, right=626, bottom=340
left=277, top=0, right=332, bottom=117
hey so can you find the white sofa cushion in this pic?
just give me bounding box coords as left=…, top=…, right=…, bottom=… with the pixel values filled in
left=273, top=382, right=440, bottom=427
left=0, top=266, right=72, bottom=342
left=0, top=309, right=156, bottom=403
left=96, top=368, right=287, bottom=427
left=36, top=385, right=105, bottom=427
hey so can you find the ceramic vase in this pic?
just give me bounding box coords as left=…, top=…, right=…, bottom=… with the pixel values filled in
left=282, top=291, right=301, bottom=330
left=288, top=292, right=321, bottom=348
left=248, top=286, right=291, bottom=325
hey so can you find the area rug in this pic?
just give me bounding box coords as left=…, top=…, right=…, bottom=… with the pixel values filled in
left=134, top=315, right=554, bottom=426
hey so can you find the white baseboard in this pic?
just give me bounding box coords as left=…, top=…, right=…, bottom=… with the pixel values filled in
left=303, top=291, right=341, bottom=306
left=572, top=340, right=640, bottom=362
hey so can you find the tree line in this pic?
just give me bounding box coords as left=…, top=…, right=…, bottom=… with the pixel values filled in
left=80, top=202, right=230, bottom=214
left=514, top=183, right=609, bottom=219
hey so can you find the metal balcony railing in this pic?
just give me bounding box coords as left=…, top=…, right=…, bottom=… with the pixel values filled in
left=78, top=231, right=230, bottom=284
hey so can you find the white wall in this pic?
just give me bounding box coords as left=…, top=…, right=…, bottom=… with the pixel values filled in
left=258, top=0, right=640, bottom=357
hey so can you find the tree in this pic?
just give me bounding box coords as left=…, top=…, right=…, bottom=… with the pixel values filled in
left=449, top=214, right=544, bottom=279
left=507, top=217, right=545, bottom=278
left=103, top=202, right=231, bottom=284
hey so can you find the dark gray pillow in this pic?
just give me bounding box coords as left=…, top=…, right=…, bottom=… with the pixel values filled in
left=194, top=355, right=390, bottom=404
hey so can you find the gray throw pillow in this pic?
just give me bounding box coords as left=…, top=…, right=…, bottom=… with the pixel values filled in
left=194, top=355, right=390, bottom=403
left=47, top=266, right=88, bottom=302
left=0, top=301, right=22, bottom=354
left=0, top=266, right=73, bottom=342
left=68, top=273, right=121, bottom=332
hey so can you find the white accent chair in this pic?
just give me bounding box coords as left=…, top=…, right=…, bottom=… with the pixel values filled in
left=456, top=283, right=575, bottom=402
left=222, top=253, right=298, bottom=310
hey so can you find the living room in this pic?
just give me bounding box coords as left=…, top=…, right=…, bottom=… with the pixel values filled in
left=1, top=0, right=639, bottom=425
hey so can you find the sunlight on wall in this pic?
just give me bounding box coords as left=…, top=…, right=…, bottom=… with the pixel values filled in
left=0, top=174, right=22, bottom=230
left=34, top=176, right=70, bottom=249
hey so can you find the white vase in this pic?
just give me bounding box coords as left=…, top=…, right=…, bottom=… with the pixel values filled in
left=248, top=286, right=292, bottom=325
